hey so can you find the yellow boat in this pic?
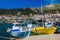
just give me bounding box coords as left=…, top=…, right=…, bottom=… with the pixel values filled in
left=32, top=27, right=56, bottom=34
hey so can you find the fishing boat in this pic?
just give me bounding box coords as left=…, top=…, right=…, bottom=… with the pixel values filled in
left=56, top=18, right=60, bottom=33
left=7, top=19, right=32, bottom=38
left=31, top=18, right=56, bottom=34
left=32, top=24, right=56, bottom=34
left=31, top=0, right=57, bottom=34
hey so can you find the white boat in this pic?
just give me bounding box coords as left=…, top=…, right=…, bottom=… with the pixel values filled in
left=7, top=21, right=32, bottom=38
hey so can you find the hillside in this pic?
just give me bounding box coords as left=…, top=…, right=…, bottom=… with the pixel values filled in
left=0, top=4, right=60, bottom=15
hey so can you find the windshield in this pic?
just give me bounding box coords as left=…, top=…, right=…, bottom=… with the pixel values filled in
left=14, top=24, right=20, bottom=26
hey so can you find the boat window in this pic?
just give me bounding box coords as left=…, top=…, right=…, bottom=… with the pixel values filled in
left=15, top=24, right=20, bottom=26
left=48, top=23, right=52, bottom=25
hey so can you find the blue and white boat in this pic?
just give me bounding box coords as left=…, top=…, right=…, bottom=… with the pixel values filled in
left=7, top=20, right=32, bottom=38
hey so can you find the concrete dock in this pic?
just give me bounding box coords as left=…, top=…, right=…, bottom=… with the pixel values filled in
left=14, top=34, right=60, bottom=40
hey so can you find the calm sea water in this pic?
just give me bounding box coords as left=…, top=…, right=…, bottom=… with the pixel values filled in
left=0, top=23, right=13, bottom=40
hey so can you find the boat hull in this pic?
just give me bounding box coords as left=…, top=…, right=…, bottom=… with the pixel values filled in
left=10, top=29, right=30, bottom=38
left=32, top=27, right=56, bottom=34
left=57, top=27, right=60, bottom=33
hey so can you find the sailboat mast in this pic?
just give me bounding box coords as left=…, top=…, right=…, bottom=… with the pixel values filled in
left=40, top=1, right=44, bottom=26
left=40, top=0, right=54, bottom=27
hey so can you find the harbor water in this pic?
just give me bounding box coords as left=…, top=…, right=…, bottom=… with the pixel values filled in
left=0, top=23, right=13, bottom=40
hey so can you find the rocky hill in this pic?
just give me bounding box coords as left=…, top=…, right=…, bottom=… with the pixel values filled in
left=0, top=4, right=60, bottom=15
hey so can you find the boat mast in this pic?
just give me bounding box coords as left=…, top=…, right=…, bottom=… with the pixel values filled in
left=40, top=0, right=44, bottom=27
left=41, top=0, right=54, bottom=27
left=51, top=0, right=54, bottom=14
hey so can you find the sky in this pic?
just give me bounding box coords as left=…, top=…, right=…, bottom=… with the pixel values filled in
left=0, top=0, right=60, bottom=9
